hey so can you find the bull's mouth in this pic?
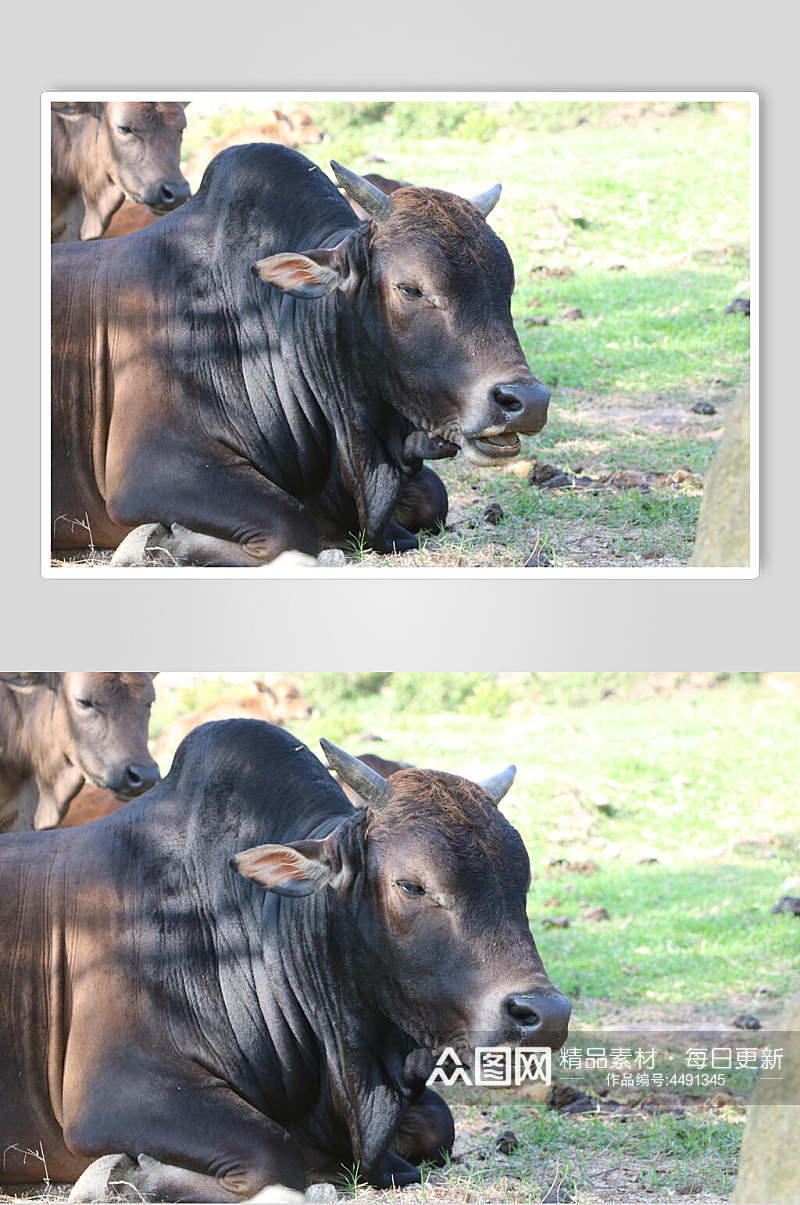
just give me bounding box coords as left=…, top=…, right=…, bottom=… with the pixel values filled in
left=463, top=431, right=521, bottom=466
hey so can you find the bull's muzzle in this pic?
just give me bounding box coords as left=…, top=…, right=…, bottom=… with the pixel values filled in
left=462, top=379, right=550, bottom=465
left=502, top=989, right=571, bottom=1051
left=105, top=759, right=161, bottom=800
left=144, top=179, right=191, bottom=213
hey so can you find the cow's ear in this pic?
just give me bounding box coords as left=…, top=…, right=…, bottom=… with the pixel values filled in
left=253, top=235, right=362, bottom=301
left=51, top=101, right=103, bottom=121
left=232, top=837, right=343, bottom=897
left=0, top=672, right=62, bottom=693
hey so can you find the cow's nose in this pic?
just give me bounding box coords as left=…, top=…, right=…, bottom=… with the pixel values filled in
left=502, top=990, right=571, bottom=1049
left=121, top=761, right=161, bottom=794
left=492, top=381, right=550, bottom=433
left=157, top=180, right=190, bottom=209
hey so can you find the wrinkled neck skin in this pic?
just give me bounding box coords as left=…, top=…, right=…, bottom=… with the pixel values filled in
left=208, top=222, right=420, bottom=543
left=0, top=688, right=84, bottom=831
left=171, top=808, right=419, bottom=1183
left=131, top=730, right=422, bottom=1187
left=256, top=836, right=421, bottom=1180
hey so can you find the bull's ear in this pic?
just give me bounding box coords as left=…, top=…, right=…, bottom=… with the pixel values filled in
left=253, top=236, right=361, bottom=301
left=0, top=672, right=62, bottom=693
left=51, top=101, right=103, bottom=121
left=232, top=838, right=343, bottom=897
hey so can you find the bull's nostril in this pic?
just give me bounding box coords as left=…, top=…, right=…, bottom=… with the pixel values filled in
left=493, top=386, right=525, bottom=416
left=503, top=994, right=542, bottom=1030
left=125, top=765, right=143, bottom=788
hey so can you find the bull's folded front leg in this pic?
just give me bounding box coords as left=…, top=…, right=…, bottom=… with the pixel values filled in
left=392, top=1088, right=455, bottom=1167
left=372, top=520, right=421, bottom=554
left=64, top=1074, right=307, bottom=1202
left=106, top=458, right=319, bottom=567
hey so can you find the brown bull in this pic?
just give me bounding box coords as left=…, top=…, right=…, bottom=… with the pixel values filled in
left=185, top=108, right=324, bottom=182
left=154, top=678, right=312, bottom=761
left=51, top=100, right=190, bottom=242
left=0, top=672, right=159, bottom=831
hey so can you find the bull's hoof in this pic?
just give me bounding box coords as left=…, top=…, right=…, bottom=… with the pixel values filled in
left=67, top=1153, right=138, bottom=1202
left=110, top=523, right=172, bottom=566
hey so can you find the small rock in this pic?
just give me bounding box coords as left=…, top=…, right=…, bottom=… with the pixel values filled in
left=771, top=896, right=800, bottom=916
left=495, top=1129, right=519, bottom=1155
left=725, top=297, right=750, bottom=315
left=524, top=549, right=553, bottom=568
left=483, top=502, right=504, bottom=525
left=583, top=906, right=609, bottom=922
left=560, top=306, right=584, bottom=321
left=733, top=1014, right=761, bottom=1030
left=691, top=400, right=717, bottom=415
left=542, top=915, right=570, bottom=929
left=317, top=548, right=347, bottom=567
left=305, top=1184, right=338, bottom=1204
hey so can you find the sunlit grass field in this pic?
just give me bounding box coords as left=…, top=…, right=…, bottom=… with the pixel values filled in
left=179, top=102, right=752, bottom=569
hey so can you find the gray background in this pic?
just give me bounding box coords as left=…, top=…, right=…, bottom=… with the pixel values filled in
left=8, top=2, right=793, bottom=669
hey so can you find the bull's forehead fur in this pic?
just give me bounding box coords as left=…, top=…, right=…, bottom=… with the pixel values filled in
left=370, top=187, right=506, bottom=273
left=365, top=768, right=516, bottom=862
left=66, top=671, right=154, bottom=704
left=106, top=101, right=186, bottom=130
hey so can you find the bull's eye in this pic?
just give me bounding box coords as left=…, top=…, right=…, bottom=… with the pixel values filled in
left=397, top=284, right=424, bottom=300
left=396, top=880, right=426, bottom=897
left=76, top=698, right=94, bottom=710
left=117, top=125, right=133, bottom=135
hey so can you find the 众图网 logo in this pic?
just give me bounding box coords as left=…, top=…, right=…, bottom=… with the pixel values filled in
left=426, top=1047, right=552, bottom=1088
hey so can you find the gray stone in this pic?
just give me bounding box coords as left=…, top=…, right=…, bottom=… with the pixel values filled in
left=305, top=1183, right=339, bottom=1203
left=317, top=548, right=347, bottom=567
left=690, top=387, right=750, bottom=567
left=731, top=994, right=800, bottom=1202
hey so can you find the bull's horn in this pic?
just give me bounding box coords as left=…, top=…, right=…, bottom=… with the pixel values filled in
left=330, top=161, right=393, bottom=225
left=320, top=738, right=393, bottom=810
left=480, top=764, right=516, bottom=803
left=470, top=183, right=502, bottom=217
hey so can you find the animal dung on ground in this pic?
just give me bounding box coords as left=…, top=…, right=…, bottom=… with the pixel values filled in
left=495, top=1128, right=519, bottom=1155
left=583, top=905, right=610, bottom=922
left=542, top=915, right=571, bottom=929
left=483, top=502, right=505, bottom=525
left=733, top=1013, right=761, bottom=1030
left=771, top=896, right=800, bottom=916
left=691, top=400, right=717, bottom=415
left=725, top=297, right=750, bottom=315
